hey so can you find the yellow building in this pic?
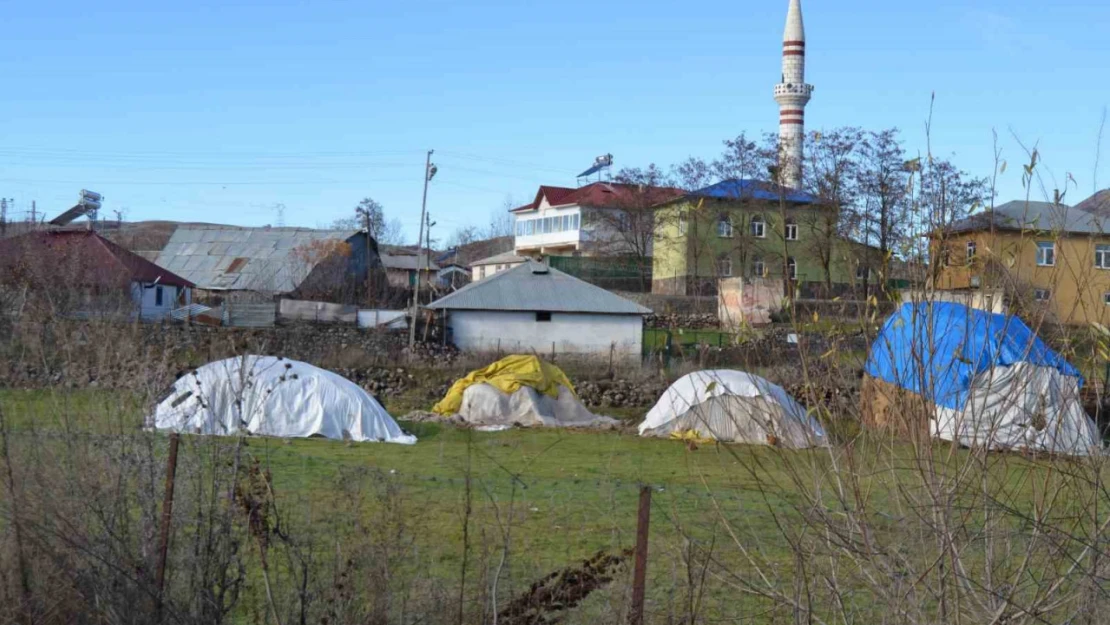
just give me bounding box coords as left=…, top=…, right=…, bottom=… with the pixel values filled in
left=932, top=199, right=1110, bottom=325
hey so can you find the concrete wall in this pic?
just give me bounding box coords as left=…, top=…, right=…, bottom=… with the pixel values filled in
left=471, top=261, right=524, bottom=282
left=446, top=310, right=643, bottom=358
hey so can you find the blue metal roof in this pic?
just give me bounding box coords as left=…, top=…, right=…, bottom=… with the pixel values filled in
left=689, top=179, right=818, bottom=204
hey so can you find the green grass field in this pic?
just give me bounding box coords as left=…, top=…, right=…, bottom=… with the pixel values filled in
left=2, top=388, right=1103, bottom=624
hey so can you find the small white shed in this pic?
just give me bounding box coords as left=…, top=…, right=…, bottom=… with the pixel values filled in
left=426, top=261, right=651, bottom=359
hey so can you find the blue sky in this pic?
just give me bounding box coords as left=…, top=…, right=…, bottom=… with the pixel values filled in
left=1, top=0, right=1107, bottom=242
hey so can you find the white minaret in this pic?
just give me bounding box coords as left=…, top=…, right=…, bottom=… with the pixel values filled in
left=773, top=0, right=813, bottom=189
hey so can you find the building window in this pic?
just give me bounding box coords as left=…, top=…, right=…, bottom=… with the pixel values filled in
left=750, top=215, right=766, bottom=238
left=856, top=265, right=870, bottom=281
left=787, top=257, right=797, bottom=280
left=717, top=215, right=733, bottom=238
left=751, top=256, right=765, bottom=278
left=784, top=219, right=798, bottom=241
left=155, top=285, right=164, bottom=307
left=1036, top=241, right=1055, bottom=266
left=535, top=311, right=552, bottom=322
left=1104, top=292, right=1110, bottom=306
left=1096, top=245, right=1110, bottom=269
left=678, top=212, right=688, bottom=236
left=479, top=266, right=486, bottom=279
left=966, top=240, right=977, bottom=261
left=572, top=213, right=580, bottom=230
left=1034, top=288, right=1051, bottom=302
left=717, top=255, right=733, bottom=277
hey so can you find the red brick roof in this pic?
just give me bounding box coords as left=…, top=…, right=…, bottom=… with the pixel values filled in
left=0, top=230, right=195, bottom=288
left=510, top=182, right=684, bottom=213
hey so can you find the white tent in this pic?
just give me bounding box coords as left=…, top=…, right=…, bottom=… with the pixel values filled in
left=456, top=384, right=617, bottom=429
left=639, top=370, right=826, bottom=447
left=932, top=362, right=1099, bottom=455
left=151, top=356, right=416, bottom=444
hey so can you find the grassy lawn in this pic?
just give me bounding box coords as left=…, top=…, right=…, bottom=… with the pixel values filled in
left=2, top=388, right=1101, bottom=623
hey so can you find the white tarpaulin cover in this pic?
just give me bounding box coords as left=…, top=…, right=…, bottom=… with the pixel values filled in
left=639, top=370, right=826, bottom=447
left=456, top=383, right=617, bottom=428
left=932, top=362, right=1099, bottom=455
left=152, top=356, right=416, bottom=444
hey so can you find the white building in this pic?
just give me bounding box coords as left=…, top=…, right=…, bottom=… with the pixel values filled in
left=469, top=250, right=528, bottom=282
left=427, top=261, right=651, bottom=358
left=511, top=182, right=682, bottom=257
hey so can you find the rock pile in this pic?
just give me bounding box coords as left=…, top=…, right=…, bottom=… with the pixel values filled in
left=575, top=377, right=669, bottom=408
left=646, top=313, right=718, bottom=329
left=332, top=367, right=414, bottom=398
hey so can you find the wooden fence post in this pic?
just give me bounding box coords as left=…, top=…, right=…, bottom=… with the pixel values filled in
left=630, top=485, right=652, bottom=625
left=155, top=433, right=181, bottom=620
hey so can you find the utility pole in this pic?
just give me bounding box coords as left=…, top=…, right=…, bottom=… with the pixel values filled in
left=409, top=150, right=436, bottom=349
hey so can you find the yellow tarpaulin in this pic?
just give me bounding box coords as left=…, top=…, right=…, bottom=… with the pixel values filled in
left=432, top=354, right=577, bottom=416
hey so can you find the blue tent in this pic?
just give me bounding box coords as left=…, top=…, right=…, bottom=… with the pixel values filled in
left=865, top=302, right=1082, bottom=411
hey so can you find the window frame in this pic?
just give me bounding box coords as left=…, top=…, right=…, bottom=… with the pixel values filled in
left=717, top=255, right=733, bottom=277
left=787, top=257, right=797, bottom=280
left=717, top=214, right=733, bottom=238
left=155, top=285, right=164, bottom=307
left=1034, top=288, right=1051, bottom=302
left=535, top=311, right=552, bottom=322
left=1104, top=292, right=1110, bottom=306
left=751, top=256, right=765, bottom=278
left=1036, top=241, right=1055, bottom=267
left=966, top=240, right=977, bottom=261
left=750, top=215, right=767, bottom=239
left=1096, top=244, right=1110, bottom=269
left=784, top=219, right=798, bottom=241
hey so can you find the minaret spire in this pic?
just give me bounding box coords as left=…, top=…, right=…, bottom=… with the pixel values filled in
left=773, top=0, right=813, bottom=189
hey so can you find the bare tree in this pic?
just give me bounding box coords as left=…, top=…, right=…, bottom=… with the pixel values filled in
left=591, top=164, right=677, bottom=291
left=856, top=128, right=911, bottom=283
left=804, top=127, right=865, bottom=293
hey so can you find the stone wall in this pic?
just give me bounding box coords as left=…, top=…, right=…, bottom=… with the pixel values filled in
left=0, top=319, right=457, bottom=390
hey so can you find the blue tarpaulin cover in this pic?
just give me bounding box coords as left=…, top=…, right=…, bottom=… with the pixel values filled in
left=864, top=302, right=1082, bottom=410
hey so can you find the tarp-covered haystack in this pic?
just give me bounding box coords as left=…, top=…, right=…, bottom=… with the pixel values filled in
left=433, top=355, right=616, bottom=428
left=865, top=302, right=1099, bottom=455
left=152, top=356, right=416, bottom=444
left=639, top=370, right=826, bottom=447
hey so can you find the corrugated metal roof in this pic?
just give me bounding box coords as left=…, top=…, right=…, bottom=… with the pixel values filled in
left=470, top=251, right=529, bottom=267
left=156, top=225, right=359, bottom=292
left=688, top=179, right=818, bottom=204
left=427, top=261, right=651, bottom=315
left=947, top=201, right=1110, bottom=235
left=380, top=252, right=439, bottom=271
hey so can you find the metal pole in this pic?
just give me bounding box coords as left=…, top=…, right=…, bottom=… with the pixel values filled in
left=410, top=149, right=433, bottom=349
left=155, top=433, right=181, bottom=620
left=629, top=485, right=652, bottom=625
